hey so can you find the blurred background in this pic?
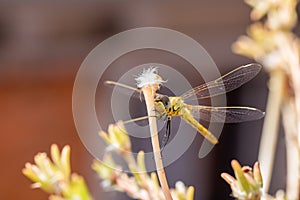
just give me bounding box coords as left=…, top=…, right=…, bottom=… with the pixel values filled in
left=0, top=1, right=295, bottom=199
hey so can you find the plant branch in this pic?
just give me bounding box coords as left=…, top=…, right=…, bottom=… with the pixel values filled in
left=258, top=69, right=285, bottom=193
left=282, top=98, right=300, bottom=199
left=142, top=85, right=173, bottom=200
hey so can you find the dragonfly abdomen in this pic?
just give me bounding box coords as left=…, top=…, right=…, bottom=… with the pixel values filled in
left=181, top=111, right=218, bottom=144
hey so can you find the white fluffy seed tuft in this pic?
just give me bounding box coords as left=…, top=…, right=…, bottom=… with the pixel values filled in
left=135, top=67, right=166, bottom=88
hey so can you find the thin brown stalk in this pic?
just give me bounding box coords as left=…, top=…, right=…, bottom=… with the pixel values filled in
left=286, top=42, right=300, bottom=147
left=277, top=37, right=300, bottom=199
left=142, top=85, right=173, bottom=200
left=258, top=69, right=285, bottom=193
left=282, top=99, right=300, bottom=200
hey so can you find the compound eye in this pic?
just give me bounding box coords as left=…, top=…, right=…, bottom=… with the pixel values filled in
left=160, top=95, right=170, bottom=106
left=155, top=95, right=170, bottom=107
left=165, top=100, right=170, bottom=106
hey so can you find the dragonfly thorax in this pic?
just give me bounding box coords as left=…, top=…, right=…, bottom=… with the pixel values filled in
left=168, top=96, right=185, bottom=116
left=154, top=95, right=184, bottom=117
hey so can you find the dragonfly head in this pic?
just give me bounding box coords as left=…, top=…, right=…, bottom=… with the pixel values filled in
left=154, top=94, right=171, bottom=114
left=155, top=95, right=170, bottom=106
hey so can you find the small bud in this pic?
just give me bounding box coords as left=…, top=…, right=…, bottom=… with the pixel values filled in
left=137, top=151, right=147, bottom=173
left=222, top=160, right=263, bottom=200
left=99, top=121, right=131, bottom=154
left=22, top=145, right=70, bottom=194
left=253, top=162, right=263, bottom=188
left=92, top=154, right=119, bottom=187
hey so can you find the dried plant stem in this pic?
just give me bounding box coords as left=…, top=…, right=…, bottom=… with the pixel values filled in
left=282, top=36, right=300, bottom=199
left=286, top=43, right=300, bottom=147
left=142, top=86, right=173, bottom=200
left=258, top=69, right=285, bottom=193
left=282, top=99, right=300, bottom=200
left=280, top=42, right=300, bottom=197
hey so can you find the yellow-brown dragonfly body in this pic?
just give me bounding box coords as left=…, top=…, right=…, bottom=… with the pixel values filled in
left=154, top=95, right=219, bottom=144
left=106, top=63, right=265, bottom=146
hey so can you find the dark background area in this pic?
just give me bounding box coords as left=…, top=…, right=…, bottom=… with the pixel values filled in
left=0, top=1, right=293, bottom=199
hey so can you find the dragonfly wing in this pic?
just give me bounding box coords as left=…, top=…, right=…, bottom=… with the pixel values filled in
left=190, top=105, right=265, bottom=123
left=181, top=63, right=262, bottom=100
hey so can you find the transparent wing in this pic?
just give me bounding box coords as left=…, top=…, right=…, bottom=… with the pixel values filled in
left=190, top=105, right=265, bottom=123
left=180, top=63, right=262, bottom=100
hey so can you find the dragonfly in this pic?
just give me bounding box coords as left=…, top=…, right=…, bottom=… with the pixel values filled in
left=105, top=63, right=265, bottom=148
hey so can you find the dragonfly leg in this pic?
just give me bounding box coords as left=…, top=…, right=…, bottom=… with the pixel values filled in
left=153, top=106, right=168, bottom=121
left=161, top=117, right=171, bottom=152
left=160, top=113, right=168, bottom=121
